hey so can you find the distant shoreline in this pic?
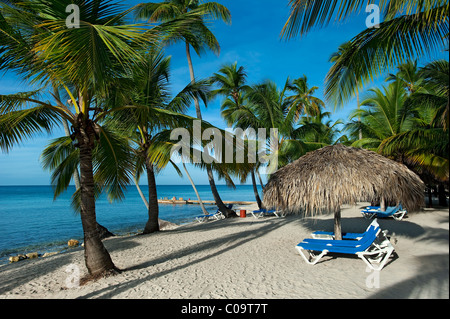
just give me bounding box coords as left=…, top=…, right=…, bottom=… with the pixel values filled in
left=158, top=198, right=256, bottom=205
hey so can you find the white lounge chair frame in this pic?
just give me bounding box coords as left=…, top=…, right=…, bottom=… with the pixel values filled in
left=250, top=209, right=285, bottom=218
left=296, top=226, right=395, bottom=271
left=195, top=210, right=225, bottom=223
left=362, top=209, right=407, bottom=221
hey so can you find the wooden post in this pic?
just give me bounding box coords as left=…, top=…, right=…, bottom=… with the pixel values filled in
left=380, top=197, right=386, bottom=212
left=334, top=207, right=342, bottom=240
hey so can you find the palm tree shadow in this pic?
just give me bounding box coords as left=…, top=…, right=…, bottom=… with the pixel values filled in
left=369, top=254, right=449, bottom=298
left=76, top=218, right=292, bottom=298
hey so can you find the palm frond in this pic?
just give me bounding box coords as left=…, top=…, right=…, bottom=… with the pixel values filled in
left=93, top=124, right=135, bottom=202
left=0, top=106, right=61, bottom=152
left=41, top=136, right=80, bottom=199
left=281, top=0, right=448, bottom=39
left=325, top=7, right=448, bottom=107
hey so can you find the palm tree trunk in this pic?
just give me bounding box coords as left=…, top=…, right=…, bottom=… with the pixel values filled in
left=256, top=170, right=265, bottom=189
left=185, top=41, right=233, bottom=217
left=63, top=118, right=113, bottom=239
left=183, top=163, right=208, bottom=215
left=78, top=133, right=116, bottom=276
left=207, top=167, right=235, bottom=217
left=143, top=161, right=160, bottom=234
left=186, top=42, right=202, bottom=119
left=251, top=169, right=262, bottom=209
left=134, top=176, right=149, bottom=209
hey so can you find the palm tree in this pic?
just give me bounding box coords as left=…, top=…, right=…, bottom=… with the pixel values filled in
left=294, top=108, right=346, bottom=148
left=210, top=62, right=251, bottom=106
left=281, top=0, right=449, bottom=107
left=0, top=0, right=193, bottom=276
left=386, top=60, right=424, bottom=95
left=134, top=0, right=236, bottom=217
left=223, top=77, right=325, bottom=172
left=328, top=41, right=363, bottom=139
left=379, top=60, right=449, bottom=183
left=209, top=62, right=264, bottom=207
left=346, top=79, right=414, bottom=154
left=109, top=48, right=214, bottom=232
left=285, top=75, right=324, bottom=121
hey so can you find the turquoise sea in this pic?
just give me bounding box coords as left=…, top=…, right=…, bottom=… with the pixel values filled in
left=0, top=185, right=260, bottom=264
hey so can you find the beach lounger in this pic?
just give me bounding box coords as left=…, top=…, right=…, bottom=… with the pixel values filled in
left=296, top=219, right=395, bottom=271
left=195, top=204, right=233, bottom=223
left=250, top=208, right=285, bottom=218
left=361, top=203, right=407, bottom=220
left=311, top=219, right=377, bottom=240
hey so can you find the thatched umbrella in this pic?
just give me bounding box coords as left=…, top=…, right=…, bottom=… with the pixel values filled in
left=263, top=144, right=425, bottom=239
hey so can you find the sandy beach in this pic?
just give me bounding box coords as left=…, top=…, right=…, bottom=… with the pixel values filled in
left=0, top=203, right=448, bottom=299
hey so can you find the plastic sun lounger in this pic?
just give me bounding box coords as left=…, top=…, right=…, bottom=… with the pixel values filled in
left=361, top=203, right=407, bottom=220
left=250, top=208, right=285, bottom=218
left=311, top=219, right=377, bottom=240
left=296, top=219, right=395, bottom=271
left=195, top=204, right=233, bottom=223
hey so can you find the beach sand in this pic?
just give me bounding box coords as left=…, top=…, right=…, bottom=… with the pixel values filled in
left=0, top=203, right=448, bottom=299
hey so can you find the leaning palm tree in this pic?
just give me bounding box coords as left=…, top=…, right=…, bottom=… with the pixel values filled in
left=0, top=0, right=197, bottom=276
left=109, top=48, right=214, bottom=232
left=209, top=62, right=264, bottom=207
left=281, top=0, right=449, bottom=107
left=134, top=0, right=236, bottom=217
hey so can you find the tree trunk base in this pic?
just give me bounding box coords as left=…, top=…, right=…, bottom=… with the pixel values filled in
left=80, top=267, right=121, bottom=286
left=223, top=209, right=238, bottom=218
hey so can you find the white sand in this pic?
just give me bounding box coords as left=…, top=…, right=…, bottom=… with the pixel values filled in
left=0, top=203, right=448, bottom=299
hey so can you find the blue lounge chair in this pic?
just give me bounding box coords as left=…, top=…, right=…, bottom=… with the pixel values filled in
left=251, top=208, right=285, bottom=218
left=311, top=219, right=377, bottom=240
left=195, top=204, right=233, bottom=223
left=361, top=203, right=407, bottom=220
left=296, top=219, right=395, bottom=270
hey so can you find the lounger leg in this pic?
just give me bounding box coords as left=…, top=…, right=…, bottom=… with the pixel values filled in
left=196, top=217, right=205, bottom=223
left=296, top=246, right=328, bottom=265
left=393, top=211, right=407, bottom=221
left=357, top=246, right=395, bottom=271
left=361, top=212, right=375, bottom=219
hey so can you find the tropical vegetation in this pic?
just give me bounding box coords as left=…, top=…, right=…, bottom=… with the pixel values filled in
left=0, top=0, right=448, bottom=278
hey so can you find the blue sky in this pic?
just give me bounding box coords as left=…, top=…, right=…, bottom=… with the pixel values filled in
left=0, top=0, right=447, bottom=186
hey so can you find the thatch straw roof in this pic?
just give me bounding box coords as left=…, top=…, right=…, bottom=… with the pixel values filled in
left=263, top=144, right=425, bottom=215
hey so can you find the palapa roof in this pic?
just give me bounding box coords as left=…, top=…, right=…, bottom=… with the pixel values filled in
left=263, top=144, right=425, bottom=215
